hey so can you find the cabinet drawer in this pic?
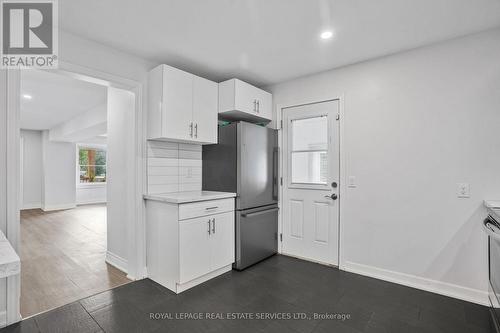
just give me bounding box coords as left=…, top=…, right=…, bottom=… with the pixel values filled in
left=179, top=198, right=234, bottom=220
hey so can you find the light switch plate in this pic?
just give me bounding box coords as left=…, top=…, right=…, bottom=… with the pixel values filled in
left=348, top=176, right=357, bottom=188
left=457, top=183, right=470, bottom=198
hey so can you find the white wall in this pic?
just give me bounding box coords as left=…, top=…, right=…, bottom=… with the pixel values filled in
left=268, top=28, right=500, bottom=304
left=59, top=31, right=154, bottom=82
left=76, top=185, right=107, bottom=205
left=41, top=131, right=77, bottom=211
left=20, top=130, right=42, bottom=209
left=106, top=87, right=136, bottom=271
left=50, top=104, right=107, bottom=143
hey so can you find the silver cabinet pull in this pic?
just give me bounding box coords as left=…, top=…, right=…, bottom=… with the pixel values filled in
left=257, top=100, right=260, bottom=113
left=208, top=220, right=211, bottom=235
left=194, top=123, right=198, bottom=138
left=205, top=206, right=218, bottom=211
left=253, top=99, right=257, bottom=112
left=212, top=218, right=216, bottom=234
left=189, top=122, right=193, bottom=137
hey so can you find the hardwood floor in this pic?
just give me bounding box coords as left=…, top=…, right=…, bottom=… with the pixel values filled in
left=20, top=204, right=130, bottom=318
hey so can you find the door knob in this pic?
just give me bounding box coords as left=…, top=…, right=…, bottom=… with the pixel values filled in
left=324, top=194, right=338, bottom=200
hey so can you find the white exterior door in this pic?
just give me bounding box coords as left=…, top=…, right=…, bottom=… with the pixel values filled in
left=281, top=100, right=340, bottom=265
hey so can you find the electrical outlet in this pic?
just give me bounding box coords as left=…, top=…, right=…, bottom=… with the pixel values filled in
left=457, top=183, right=470, bottom=198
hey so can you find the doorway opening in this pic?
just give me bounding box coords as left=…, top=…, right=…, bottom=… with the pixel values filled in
left=18, top=69, right=136, bottom=318
left=280, top=99, right=341, bottom=266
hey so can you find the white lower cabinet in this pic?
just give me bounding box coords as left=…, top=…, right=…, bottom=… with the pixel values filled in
left=146, top=198, right=235, bottom=293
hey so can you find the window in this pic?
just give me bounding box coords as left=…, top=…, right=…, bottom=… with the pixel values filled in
left=79, top=147, right=106, bottom=183
left=290, top=115, right=328, bottom=185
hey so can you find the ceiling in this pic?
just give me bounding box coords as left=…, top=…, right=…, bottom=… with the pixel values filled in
left=20, top=70, right=107, bottom=130
left=59, top=0, right=500, bottom=86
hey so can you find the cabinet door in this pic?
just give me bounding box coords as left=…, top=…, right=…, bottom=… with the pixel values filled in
left=234, top=79, right=258, bottom=115
left=209, top=211, right=235, bottom=271
left=255, top=90, right=272, bottom=121
left=179, top=216, right=212, bottom=283
left=193, top=76, right=218, bottom=144
left=162, top=65, right=194, bottom=141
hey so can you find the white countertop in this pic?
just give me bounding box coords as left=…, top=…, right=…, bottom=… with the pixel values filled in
left=0, top=230, right=21, bottom=279
left=144, top=191, right=237, bottom=204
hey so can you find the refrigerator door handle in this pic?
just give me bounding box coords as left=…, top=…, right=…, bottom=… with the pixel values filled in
left=272, top=147, right=279, bottom=200
left=241, top=207, right=279, bottom=218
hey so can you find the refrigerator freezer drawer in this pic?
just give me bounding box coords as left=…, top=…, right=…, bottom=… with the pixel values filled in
left=234, top=205, right=278, bottom=270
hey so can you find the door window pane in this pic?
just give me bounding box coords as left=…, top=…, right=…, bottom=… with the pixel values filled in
left=292, top=116, right=327, bottom=151
left=290, top=115, right=328, bottom=185
left=291, top=152, right=327, bottom=184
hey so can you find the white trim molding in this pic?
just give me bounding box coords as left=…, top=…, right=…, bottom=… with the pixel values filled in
left=41, top=203, right=77, bottom=212
left=105, top=251, right=128, bottom=275
left=76, top=200, right=107, bottom=206
left=0, top=310, right=6, bottom=328
left=21, top=203, right=41, bottom=210
left=343, top=261, right=489, bottom=306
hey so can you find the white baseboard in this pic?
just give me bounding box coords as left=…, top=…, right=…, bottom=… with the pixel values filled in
left=41, top=203, right=76, bottom=212
left=176, top=265, right=232, bottom=294
left=343, top=261, right=489, bottom=306
left=105, top=251, right=128, bottom=274
left=21, top=203, right=41, bottom=210
left=76, top=200, right=107, bottom=206
left=0, top=311, right=5, bottom=328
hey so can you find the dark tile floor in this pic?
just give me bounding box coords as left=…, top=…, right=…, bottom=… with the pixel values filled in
left=1, top=255, right=495, bottom=333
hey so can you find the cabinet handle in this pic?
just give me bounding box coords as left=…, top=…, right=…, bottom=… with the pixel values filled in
left=212, top=218, right=216, bottom=234
left=205, top=206, right=218, bottom=210
left=189, top=122, right=193, bottom=137
left=253, top=99, right=257, bottom=112
left=257, top=100, right=260, bottom=113
left=208, top=220, right=211, bottom=235
left=194, top=123, right=198, bottom=138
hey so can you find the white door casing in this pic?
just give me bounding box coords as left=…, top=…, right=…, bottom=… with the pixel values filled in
left=281, top=100, right=340, bottom=266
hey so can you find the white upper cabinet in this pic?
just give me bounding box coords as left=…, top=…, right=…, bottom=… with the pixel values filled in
left=218, top=79, right=272, bottom=123
left=148, top=65, right=218, bottom=144
left=193, top=76, right=218, bottom=143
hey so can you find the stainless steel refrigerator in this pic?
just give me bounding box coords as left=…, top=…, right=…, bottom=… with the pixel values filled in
left=202, top=121, right=278, bottom=270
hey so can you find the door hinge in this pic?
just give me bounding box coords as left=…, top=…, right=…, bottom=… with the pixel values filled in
left=280, top=177, right=283, bottom=186
left=280, top=233, right=283, bottom=242
left=336, top=114, right=340, bottom=120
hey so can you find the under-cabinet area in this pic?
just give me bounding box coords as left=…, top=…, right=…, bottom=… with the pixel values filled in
left=145, top=193, right=236, bottom=293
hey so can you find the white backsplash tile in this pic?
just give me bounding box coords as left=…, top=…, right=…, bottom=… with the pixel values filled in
left=147, top=141, right=203, bottom=194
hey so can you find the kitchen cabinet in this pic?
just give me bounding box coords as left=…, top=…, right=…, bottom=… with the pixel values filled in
left=148, top=64, right=218, bottom=144
left=218, top=78, right=273, bottom=123
left=179, top=211, right=234, bottom=283
left=145, top=194, right=235, bottom=293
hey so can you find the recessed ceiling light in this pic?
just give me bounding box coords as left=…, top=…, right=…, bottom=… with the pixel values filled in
left=22, top=94, right=32, bottom=100
left=320, top=30, right=333, bottom=40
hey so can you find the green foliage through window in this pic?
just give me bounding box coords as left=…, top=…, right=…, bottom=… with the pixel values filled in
left=79, top=148, right=107, bottom=183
